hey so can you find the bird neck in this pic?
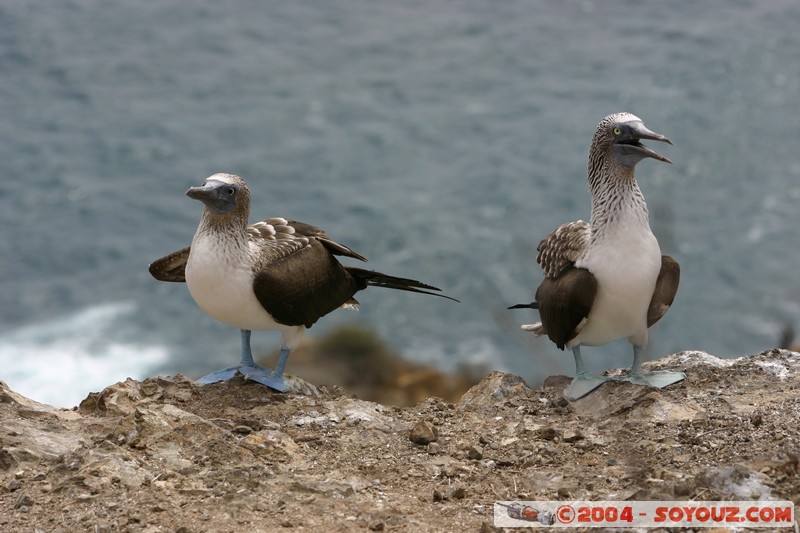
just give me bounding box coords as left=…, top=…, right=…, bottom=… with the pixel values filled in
left=587, top=155, right=650, bottom=233
left=196, top=211, right=250, bottom=249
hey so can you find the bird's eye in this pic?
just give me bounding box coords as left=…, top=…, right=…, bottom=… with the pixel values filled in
left=227, top=187, right=236, bottom=196
left=613, top=127, right=621, bottom=135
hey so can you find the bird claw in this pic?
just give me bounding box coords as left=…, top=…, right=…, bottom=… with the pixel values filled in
left=614, top=370, right=685, bottom=389
left=565, top=374, right=609, bottom=400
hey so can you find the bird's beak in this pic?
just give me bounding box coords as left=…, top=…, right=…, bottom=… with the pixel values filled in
left=613, top=121, right=673, bottom=166
left=185, top=179, right=237, bottom=215
left=186, top=181, right=222, bottom=202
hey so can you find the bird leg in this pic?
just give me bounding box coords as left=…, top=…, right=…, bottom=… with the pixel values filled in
left=272, top=346, right=290, bottom=378
left=565, top=346, right=609, bottom=400
left=195, top=329, right=290, bottom=392
left=615, top=345, right=686, bottom=389
left=239, top=328, right=256, bottom=366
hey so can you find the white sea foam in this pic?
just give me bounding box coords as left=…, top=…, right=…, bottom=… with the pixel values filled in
left=0, top=302, right=169, bottom=408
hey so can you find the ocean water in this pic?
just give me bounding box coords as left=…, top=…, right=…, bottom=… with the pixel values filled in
left=1, top=0, right=799, bottom=407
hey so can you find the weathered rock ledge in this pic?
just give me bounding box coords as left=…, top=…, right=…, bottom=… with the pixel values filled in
left=1, top=350, right=799, bottom=532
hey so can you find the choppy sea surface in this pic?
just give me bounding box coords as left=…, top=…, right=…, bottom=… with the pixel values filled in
left=2, top=0, right=799, bottom=407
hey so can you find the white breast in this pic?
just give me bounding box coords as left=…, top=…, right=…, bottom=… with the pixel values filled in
left=572, top=216, right=661, bottom=348
left=185, top=233, right=284, bottom=332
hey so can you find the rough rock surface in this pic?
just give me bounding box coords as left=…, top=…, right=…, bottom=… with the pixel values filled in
left=1, top=350, right=799, bottom=532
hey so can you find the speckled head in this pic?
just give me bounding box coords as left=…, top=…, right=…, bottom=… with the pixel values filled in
left=186, top=173, right=251, bottom=218
left=591, top=112, right=673, bottom=169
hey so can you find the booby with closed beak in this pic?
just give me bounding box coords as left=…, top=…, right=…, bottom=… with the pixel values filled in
left=150, top=173, right=456, bottom=392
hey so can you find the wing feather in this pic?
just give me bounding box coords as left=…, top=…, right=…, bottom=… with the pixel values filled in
left=149, top=247, right=190, bottom=282
left=534, top=266, right=597, bottom=350
left=252, top=240, right=359, bottom=328
left=536, top=220, right=590, bottom=278
left=247, top=218, right=368, bottom=262
left=647, top=255, right=680, bottom=327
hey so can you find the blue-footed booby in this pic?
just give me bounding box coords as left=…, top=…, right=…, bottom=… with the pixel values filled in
left=509, top=113, right=684, bottom=400
left=149, top=173, right=456, bottom=392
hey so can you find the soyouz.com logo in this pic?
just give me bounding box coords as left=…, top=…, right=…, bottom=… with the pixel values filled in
left=493, top=500, right=795, bottom=528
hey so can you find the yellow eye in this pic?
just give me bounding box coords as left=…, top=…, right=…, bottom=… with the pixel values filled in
left=613, top=127, right=621, bottom=135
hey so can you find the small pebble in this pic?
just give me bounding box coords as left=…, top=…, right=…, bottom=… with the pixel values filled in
left=467, top=446, right=483, bottom=460
left=494, top=456, right=516, bottom=467
left=409, top=421, right=438, bottom=445
left=448, top=486, right=466, bottom=499
left=440, top=465, right=457, bottom=478
left=233, top=425, right=252, bottom=435
left=563, top=429, right=584, bottom=443
left=15, top=492, right=33, bottom=509
left=426, top=442, right=440, bottom=454
left=433, top=486, right=466, bottom=501
left=369, top=522, right=385, bottom=531
left=8, top=479, right=21, bottom=491
left=537, top=427, right=558, bottom=441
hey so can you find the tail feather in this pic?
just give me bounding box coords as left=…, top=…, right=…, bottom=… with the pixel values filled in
left=507, top=302, right=539, bottom=310
left=346, top=267, right=459, bottom=302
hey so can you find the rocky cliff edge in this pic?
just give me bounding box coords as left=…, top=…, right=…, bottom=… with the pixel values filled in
left=1, top=350, right=799, bottom=532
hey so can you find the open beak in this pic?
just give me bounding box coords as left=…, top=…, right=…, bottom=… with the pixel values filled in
left=613, top=120, right=673, bottom=166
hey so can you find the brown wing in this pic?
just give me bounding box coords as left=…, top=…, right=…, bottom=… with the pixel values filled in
left=647, top=255, right=680, bottom=327
left=252, top=239, right=360, bottom=328
left=149, top=247, right=190, bottom=282
left=536, top=220, right=590, bottom=278
left=534, top=266, right=597, bottom=350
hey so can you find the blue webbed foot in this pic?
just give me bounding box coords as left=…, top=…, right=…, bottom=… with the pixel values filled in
left=616, top=346, right=686, bottom=390
left=195, top=329, right=291, bottom=392
left=239, top=365, right=290, bottom=392
left=196, top=366, right=240, bottom=384
left=615, top=370, right=686, bottom=389
left=564, top=346, right=609, bottom=400
left=196, top=363, right=290, bottom=392
left=565, top=373, right=609, bottom=400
